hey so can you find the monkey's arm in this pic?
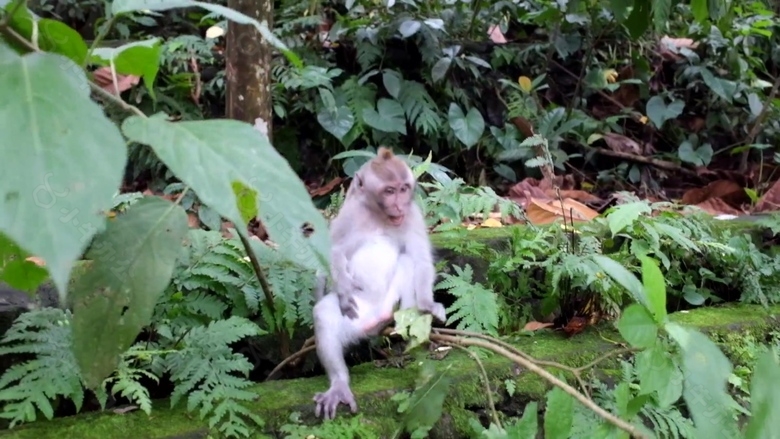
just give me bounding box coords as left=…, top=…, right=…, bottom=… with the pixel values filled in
left=409, top=213, right=447, bottom=323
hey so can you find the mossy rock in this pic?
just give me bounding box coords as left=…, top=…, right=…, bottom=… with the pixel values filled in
left=5, top=303, right=779, bottom=439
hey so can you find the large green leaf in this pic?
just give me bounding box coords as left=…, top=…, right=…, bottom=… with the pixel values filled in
left=91, top=39, right=161, bottom=94
left=645, top=96, right=684, bottom=129
left=3, top=4, right=88, bottom=65
left=543, top=386, right=573, bottom=439
left=0, top=51, right=127, bottom=297
left=448, top=103, right=484, bottom=148
left=616, top=303, right=657, bottom=349
left=744, top=351, right=780, bottom=439
left=625, top=0, right=651, bottom=39
left=664, top=323, right=740, bottom=438
left=121, top=115, right=330, bottom=272
left=592, top=255, right=649, bottom=308
left=362, top=98, right=407, bottom=134
left=640, top=256, right=666, bottom=322
left=111, top=0, right=302, bottom=68
left=690, top=0, right=709, bottom=24
left=70, top=196, right=188, bottom=389
left=317, top=105, right=354, bottom=141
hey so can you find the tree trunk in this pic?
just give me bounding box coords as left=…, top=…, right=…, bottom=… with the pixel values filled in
left=225, top=0, right=274, bottom=141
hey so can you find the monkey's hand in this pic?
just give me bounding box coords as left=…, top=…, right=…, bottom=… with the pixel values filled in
left=334, top=269, right=362, bottom=319
left=337, top=291, right=359, bottom=319
left=419, top=301, right=447, bottom=323
left=314, top=382, right=358, bottom=420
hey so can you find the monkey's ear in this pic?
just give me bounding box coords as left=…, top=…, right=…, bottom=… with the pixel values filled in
left=377, top=146, right=394, bottom=160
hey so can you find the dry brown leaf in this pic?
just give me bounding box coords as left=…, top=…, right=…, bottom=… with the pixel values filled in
left=487, top=24, right=507, bottom=44
left=480, top=218, right=503, bottom=228
left=694, top=198, right=743, bottom=216
left=549, top=189, right=604, bottom=204
left=659, top=36, right=699, bottom=61
left=187, top=213, right=200, bottom=229
left=507, top=178, right=549, bottom=209
left=562, top=316, right=588, bottom=337
left=601, top=132, right=643, bottom=155
left=92, top=67, right=140, bottom=95
left=111, top=405, right=139, bottom=414
left=754, top=178, right=780, bottom=213
left=526, top=197, right=599, bottom=225
left=25, top=256, right=46, bottom=267
left=681, top=180, right=746, bottom=206
left=523, top=321, right=554, bottom=331
left=309, top=177, right=344, bottom=197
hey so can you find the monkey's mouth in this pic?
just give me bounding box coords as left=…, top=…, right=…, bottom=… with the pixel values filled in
left=388, top=215, right=404, bottom=226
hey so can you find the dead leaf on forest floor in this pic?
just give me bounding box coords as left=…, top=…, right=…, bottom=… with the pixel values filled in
left=308, top=177, right=344, bottom=197
left=526, top=197, right=600, bottom=225
left=600, top=132, right=643, bottom=155
left=681, top=179, right=747, bottom=207
left=693, top=197, right=744, bottom=216
left=92, top=67, right=140, bottom=95
left=754, top=178, right=780, bottom=213
left=508, top=177, right=603, bottom=210
left=523, top=321, right=554, bottom=331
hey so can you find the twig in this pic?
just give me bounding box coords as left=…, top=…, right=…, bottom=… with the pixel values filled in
left=434, top=327, right=590, bottom=395
left=265, top=344, right=316, bottom=381
left=739, top=74, right=780, bottom=172
left=436, top=334, right=646, bottom=438
left=588, top=145, right=699, bottom=177
left=446, top=343, right=502, bottom=429
left=236, top=232, right=291, bottom=357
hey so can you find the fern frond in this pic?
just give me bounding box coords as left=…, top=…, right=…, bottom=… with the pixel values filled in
left=0, top=308, right=84, bottom=427
left=435, top=265, right=499, bottom=335
left=165, top=317, right=266, bottom=438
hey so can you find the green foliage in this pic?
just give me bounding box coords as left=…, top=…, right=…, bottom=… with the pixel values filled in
left=279, top=413, right=376, bottom=438
left=164, top=316, right=266, bottom=438
left=436, top=264, right=499, bottom=335
left=421, top=177, right=523, bottom=231
left=0, top=308, right=83, bottom=428
left=157, top=229, right=317, bottom=338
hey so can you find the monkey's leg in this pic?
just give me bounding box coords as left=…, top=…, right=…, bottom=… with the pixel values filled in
left=313, top=293, right=368, bottom=419
left=313, top=236, right=402, bottom=419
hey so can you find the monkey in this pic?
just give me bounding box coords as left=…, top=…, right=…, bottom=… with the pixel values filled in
left=312, top=147, right=447, bottom=420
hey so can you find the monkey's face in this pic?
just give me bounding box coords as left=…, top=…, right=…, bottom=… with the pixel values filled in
left=377, top=182, right=413, bottom=226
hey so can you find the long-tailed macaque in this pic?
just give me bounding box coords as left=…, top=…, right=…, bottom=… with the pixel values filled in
left=312, top=147, right=447, bottom=420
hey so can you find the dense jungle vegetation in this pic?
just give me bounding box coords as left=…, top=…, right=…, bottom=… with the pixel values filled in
left=2, top=0, right=780, bottom=437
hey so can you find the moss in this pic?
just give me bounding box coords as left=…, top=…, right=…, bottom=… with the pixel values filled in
left=5, top=301, right=780, bottom=437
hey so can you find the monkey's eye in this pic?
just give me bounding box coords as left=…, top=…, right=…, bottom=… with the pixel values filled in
left=384, top=187, right=396, bottom=195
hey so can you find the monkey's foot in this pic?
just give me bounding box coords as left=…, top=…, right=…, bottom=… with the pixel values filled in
left=314, top=383, right=358, bottom=420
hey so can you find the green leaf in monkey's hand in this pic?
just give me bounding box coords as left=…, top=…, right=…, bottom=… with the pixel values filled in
left=394, top=308, right=432, bottom=352
left=70, top=196, right=188, bottom=389
left=362, top=98, right=407, bottom=135
left=121, top=115, right=330, bottom=273
left=448, top=103, right=485, bottom=148
left=0, top=50, right=127, bottom=298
